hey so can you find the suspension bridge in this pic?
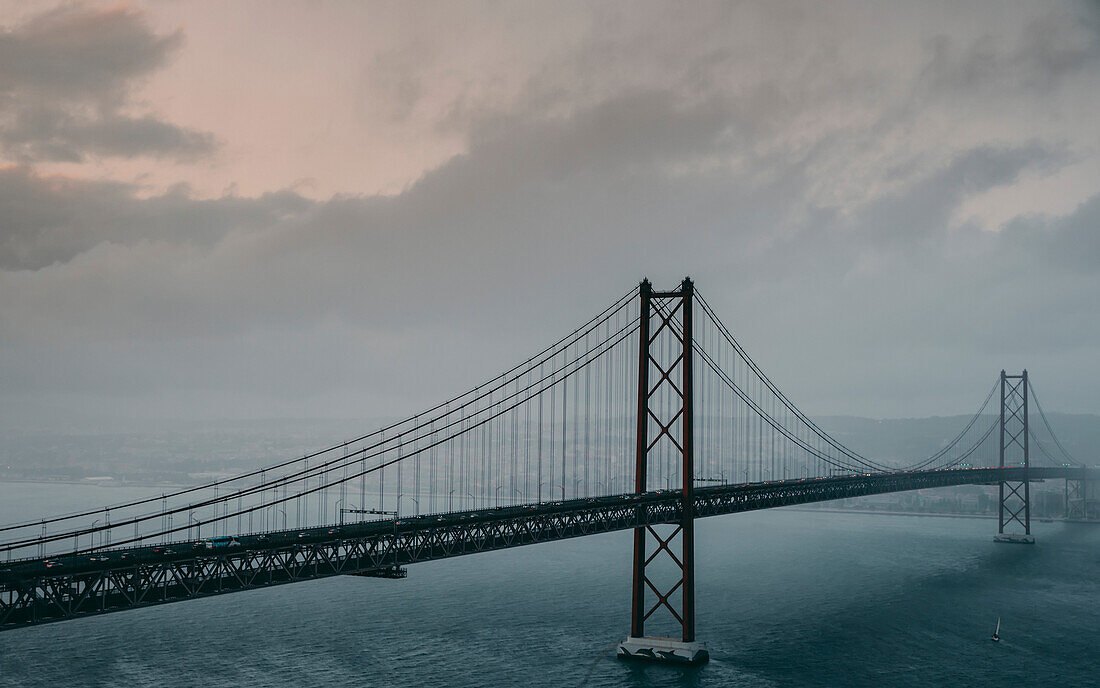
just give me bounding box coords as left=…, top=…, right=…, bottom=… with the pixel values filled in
left=1, top=278, right=1095, bottom=663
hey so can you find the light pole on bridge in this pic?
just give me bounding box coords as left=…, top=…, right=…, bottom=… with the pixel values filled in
left=340, top=506, right=399, bottom=568
left=396, top=495, right=419, bottom=519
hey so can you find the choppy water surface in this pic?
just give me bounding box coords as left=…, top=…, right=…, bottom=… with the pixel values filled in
left=1, top=482, right=1098, bottom=687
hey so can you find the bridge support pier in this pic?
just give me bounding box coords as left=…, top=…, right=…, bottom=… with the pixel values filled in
left=995, top=370, right=1034, bottom=544
left=1065, top=478, right=1085, bottom=521
left=618, top=278, right=709, bottom=665
left=618, top=636, right=710, bottom=665
left=1065, top=478, right=1098, bottom=522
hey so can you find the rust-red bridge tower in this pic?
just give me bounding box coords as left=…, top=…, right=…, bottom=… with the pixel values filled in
left=617, top=277, right=709, bottom=664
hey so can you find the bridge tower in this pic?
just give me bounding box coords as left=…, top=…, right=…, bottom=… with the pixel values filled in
left=1064, top=473, right=1096, bottom=522
left=995, top=370, right=1034, bottom=544
left=1065, top=478, right=1088, bottom=521
left=617, top=277, right=709, bottom=664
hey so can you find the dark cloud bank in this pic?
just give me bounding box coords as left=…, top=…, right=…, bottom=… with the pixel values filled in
left=0, top=4, right=215, bottom=162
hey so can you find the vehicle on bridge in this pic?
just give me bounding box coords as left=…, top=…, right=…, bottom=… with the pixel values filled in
left=203, top=536, right=241, bottom=550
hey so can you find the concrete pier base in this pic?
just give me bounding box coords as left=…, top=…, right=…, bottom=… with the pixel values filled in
left=994, top=533, right=1035, bottom=544
left=617, top=636, right=709, bottom=664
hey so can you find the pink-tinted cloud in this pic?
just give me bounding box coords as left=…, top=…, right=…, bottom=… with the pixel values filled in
left=0, top=3, right=216, bottom=162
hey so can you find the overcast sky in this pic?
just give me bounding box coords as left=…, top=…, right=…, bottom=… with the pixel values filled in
left=0, top=1, right=1098, bottom=429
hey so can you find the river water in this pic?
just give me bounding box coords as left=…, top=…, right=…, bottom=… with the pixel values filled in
left=1, top=482, right=1097, bottom=687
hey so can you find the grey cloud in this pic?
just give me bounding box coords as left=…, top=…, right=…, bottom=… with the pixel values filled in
left=1003, top=194, right=1100, bottom=273
left=918, top=5, right=1100, bottom=99
left=0, top=4, right=180, bottom=103
left=1, top=2, right=1099, bottom=426
left=849, top=143, right=1065, bottom=250
left=0, top=166, right=309, bottom=270
left=364, top=47, right=426, bottom=123
left=3, top=106, right=217, bottom=162
left=0, top=4, right=216, bottom=162
left=2, top=89, right=1097, bottom=423
left=1012, top=4, right=1100, bottom=86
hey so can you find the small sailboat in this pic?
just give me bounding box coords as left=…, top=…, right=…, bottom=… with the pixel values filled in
left=991, top=617, right=1001, bottom=643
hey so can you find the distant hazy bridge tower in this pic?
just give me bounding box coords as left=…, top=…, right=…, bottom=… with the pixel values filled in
left=1065, top=478, right=1089, bottom=520
left=996, top=370, right=1033, bottom=544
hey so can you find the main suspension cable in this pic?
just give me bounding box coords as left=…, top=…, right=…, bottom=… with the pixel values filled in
left=0, top=287, right=637, bottom=535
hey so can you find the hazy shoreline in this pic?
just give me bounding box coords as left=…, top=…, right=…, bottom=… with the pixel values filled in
left=0, top=477, right=189, bottom=489
left=787, top=506, right=1071, bottom=522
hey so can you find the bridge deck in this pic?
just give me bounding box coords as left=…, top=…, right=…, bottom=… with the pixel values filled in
left=1, top=466, right=1092, bottom=631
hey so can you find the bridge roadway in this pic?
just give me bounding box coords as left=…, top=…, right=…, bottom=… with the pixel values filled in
left=1, top=466, right=1093, bottom=631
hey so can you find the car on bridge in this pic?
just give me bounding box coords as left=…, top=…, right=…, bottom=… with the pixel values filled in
left=203, top=536, right=241, bottom=550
